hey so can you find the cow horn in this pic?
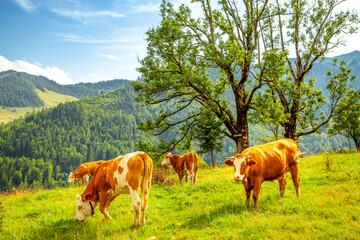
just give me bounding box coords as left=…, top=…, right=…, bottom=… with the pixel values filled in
left=246, top=154, right=254, bottom=159
left=226, top=157, right=235, bottom=160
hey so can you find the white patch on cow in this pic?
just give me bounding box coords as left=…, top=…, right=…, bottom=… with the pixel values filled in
left=233, top=155, right=247, bottom=181
left=84, top=174, right=90, bottom=183
left=68, top=172, right=75, bottom=183
left=112, top=151, right=144, bottom=194
left=161, top=155, right=171, bottom=166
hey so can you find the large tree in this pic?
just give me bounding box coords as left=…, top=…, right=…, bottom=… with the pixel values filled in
left=328, top=98, right=360, bottom=150
left=254, top=0, right=359, bottom=141
left=134, top=0, right=281, bottom=153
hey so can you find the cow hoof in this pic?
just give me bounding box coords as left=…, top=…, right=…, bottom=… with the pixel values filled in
left=132, top=224, right=140, bottom=229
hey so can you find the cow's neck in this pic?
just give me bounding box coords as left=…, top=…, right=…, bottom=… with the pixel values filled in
left=84, top=183, right=100, bottom=203
left=169, top=156, right=181, bottom=173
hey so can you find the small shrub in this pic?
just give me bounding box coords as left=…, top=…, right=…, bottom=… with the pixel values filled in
left=199, top=159, right=208, bottom=169
left=151, top=167, right=175, bottom=186
left=325, top=153, right=333, bottom=172
left=0, top=201, right=5, bottom=232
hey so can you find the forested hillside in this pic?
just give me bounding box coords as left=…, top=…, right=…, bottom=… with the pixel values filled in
left=0, top=83, right=158, bottom=190
left=0, top=70, right=128, bottom=107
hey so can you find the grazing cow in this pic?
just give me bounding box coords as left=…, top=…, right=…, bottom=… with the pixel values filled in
left=161, top=152, right=199, bottom=185
left=75, top=151, right=153, bottom=227
left=224, top=139, right=304, bottom=210
left=68, top=160, right=106, bottom=183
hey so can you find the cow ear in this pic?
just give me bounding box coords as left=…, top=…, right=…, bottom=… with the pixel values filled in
left=76, top=194, right=82, bottom=200
left=224, top=159, right=234, bottom=167
left=247, top=159, right=257, bottom=167
left=84, top=193, right=92, bottom=201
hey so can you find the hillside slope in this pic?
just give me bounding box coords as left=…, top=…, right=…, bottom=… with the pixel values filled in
left=0, top=70, right=128, bottom=108
left=0, top=89, right=78, bottom=124
left=1, top=152, right=359, bottom=239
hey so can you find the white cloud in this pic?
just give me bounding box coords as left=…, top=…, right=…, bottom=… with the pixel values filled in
left=0, top=55, right=75, bottom=85
left=88, top=72, right=105, bottom=82
left=12, top=0, right=39, bottom=13
left=133, top=2, right=160, bottom=13
left=59, top=33, right=138, bottom=44
left=97, top=54, right=119, bottom=61
left=51, top=9, right=125, bottom=24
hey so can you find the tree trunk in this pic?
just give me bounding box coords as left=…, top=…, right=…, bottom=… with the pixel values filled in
left=210, top=149, right=215, bottom=168
left=283, top=116, right=298, bottom=142
left=353, top=137, right=360, bottom=151
left=234, top=115, right=249, bottom=153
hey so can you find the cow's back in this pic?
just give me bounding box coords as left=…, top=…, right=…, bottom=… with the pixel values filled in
left=182, top=152, right=199, bottom=173
left=243, top=139, right=300, bottom=180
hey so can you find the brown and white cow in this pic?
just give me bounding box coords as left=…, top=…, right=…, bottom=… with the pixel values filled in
left=75, top=151, right=153, bottom=227
left=161, top=152, right=199, bottom=185
left=68, top=160, right=107, bottom=183
left=224, top=139, right=304, bottom=210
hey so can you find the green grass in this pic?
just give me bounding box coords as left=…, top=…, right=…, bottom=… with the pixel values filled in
left=0, top=89, right=77, bottom=124
left=1, top=152, right=360, bottom=239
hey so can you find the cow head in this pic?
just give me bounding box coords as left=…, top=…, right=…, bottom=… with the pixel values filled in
left=161, top=152, right=172, bottom=167
left=224, top=154, right=256, bottom=184
left=68, top=172, right=75, bottom=183
left=75, top=194, right=94, bottom=222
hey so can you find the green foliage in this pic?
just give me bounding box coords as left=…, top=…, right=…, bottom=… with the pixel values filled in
left=1, top=152, right=360, bottom=239
left=0, top=72, right=44, bottom=107
left=256, top=0, right=359, bottom=140
left=134, top=0, right=285, bottom=152
left=0, top=70, right=128, bottom=107
left=0, top=83, right=158, bottom=190
left=328, top=97, right=360, bottom=150
left=0, top=201, right=4, bottom=232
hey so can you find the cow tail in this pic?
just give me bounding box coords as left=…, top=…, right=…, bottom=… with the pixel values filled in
left=140, top=153, right=152, bottom=194
left=192, top=153, right=199, bottom=184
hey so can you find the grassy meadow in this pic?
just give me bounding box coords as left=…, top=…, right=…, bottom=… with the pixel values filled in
left=0, top=89, right=77, bottom=124
left=1, top=152, right=359, bottom=239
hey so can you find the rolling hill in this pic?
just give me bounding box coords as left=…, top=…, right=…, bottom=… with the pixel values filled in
left=0, top=70, right=129, bottom=123
left=0, top=70, right=128, bottom=108
left=0, top=89, right=78, bottom=123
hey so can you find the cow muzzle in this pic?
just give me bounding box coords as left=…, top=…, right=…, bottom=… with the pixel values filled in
left=233, top=175, right=247, bottom=185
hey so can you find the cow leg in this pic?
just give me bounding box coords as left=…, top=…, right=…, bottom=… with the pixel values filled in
left=252, top=179, right=262, bottom=211
left=245, top=190, right=251, bottom=208
left=99, top=191, right=112, bottom=221
left=100, top=200, right=112, bottom=221
left=130, top=188, right=141, bottom=228
left=278, top=176, right=287, bottom=199
left=185, top=171, right=189, bottom=183
left=193, top=173, right=197, bottom=185
left=140, top=180, right=150, bottom=225
left=289, top=163, right=301, bottom=197
left=244, top=184, right=253, bottom=208
left=178, top=174, right=183, bottom=186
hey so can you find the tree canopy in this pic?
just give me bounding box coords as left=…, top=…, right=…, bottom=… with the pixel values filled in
left=134, top=0, right=359, bottom=153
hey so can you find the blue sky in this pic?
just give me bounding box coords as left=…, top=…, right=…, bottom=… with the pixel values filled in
left=0, top=0, right=359, bottom=85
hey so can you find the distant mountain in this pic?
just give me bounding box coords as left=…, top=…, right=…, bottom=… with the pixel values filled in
left=0, top=70, right=128, bottom=108
left=299, top=50, right=360, bottom=92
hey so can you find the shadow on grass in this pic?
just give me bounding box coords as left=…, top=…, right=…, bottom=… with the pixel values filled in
left=27, top=215, right=136, bottom=239
left=183, top=202, right=250, bottom=229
